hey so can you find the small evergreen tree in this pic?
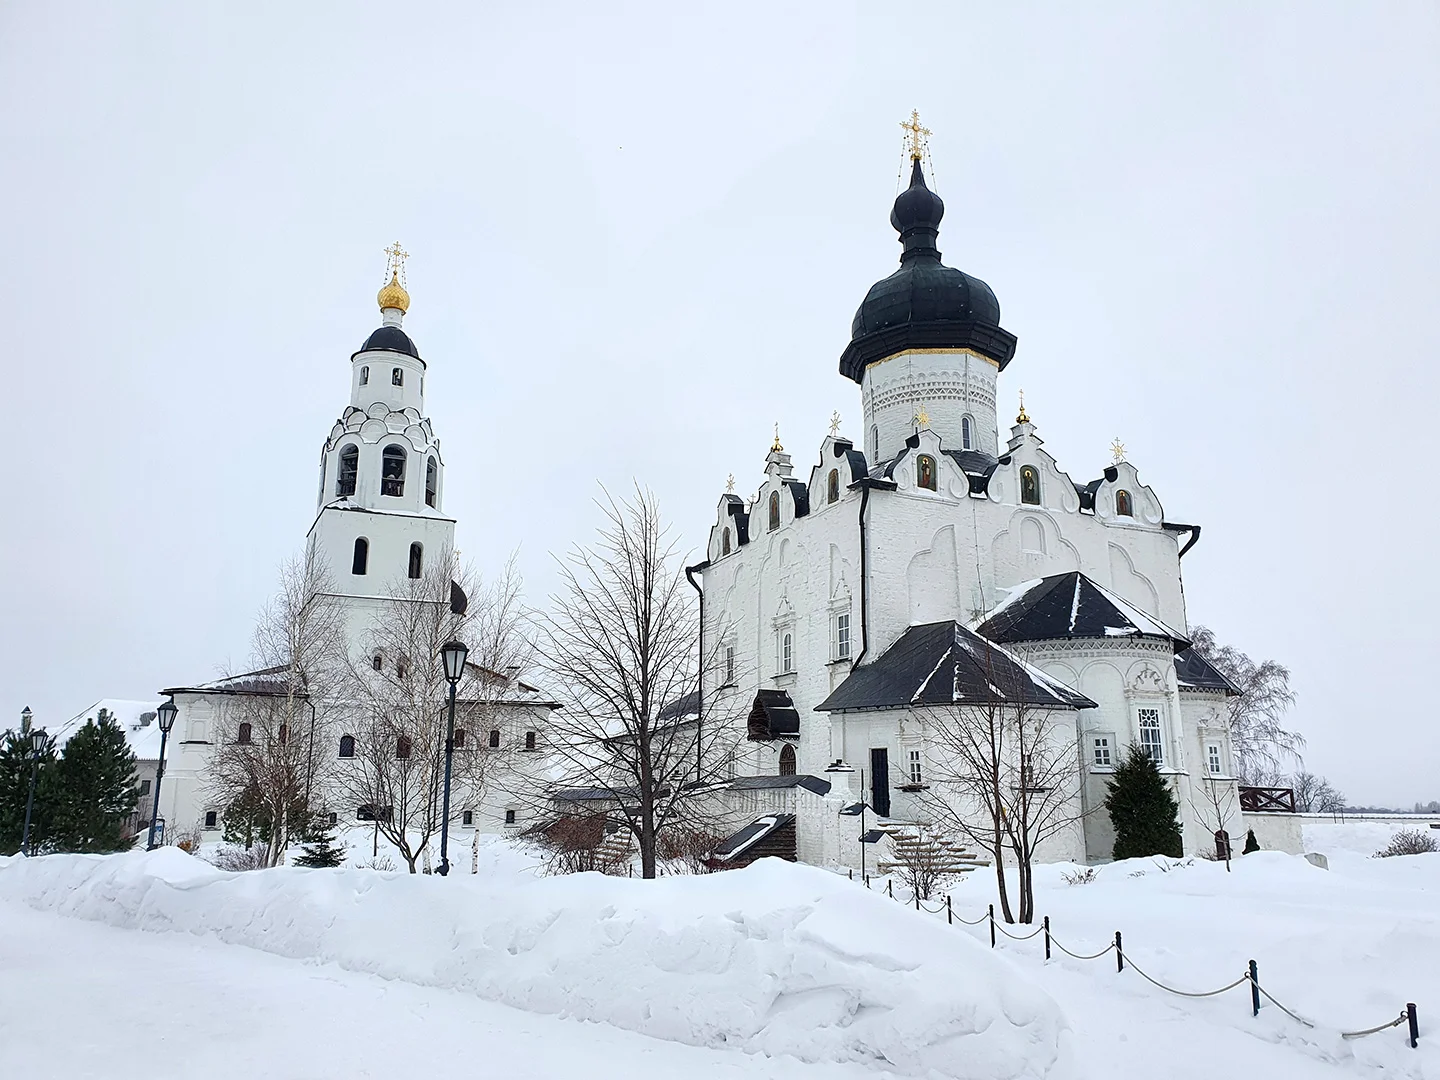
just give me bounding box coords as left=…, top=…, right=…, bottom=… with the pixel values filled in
left=0, top=727, right=59, bottom=855
left=50, top=711, right=139, bottom=853
left=1105, top=743, right=1184, bottom=860
left=1242, top=828, right=1260, bottom=854
left=293, top=815, right=347, bottom=868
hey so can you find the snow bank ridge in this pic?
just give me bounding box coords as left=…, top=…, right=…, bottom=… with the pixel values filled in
left=0, top=851, right=1074, bottom=1080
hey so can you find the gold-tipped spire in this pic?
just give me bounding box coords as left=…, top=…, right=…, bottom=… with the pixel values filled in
left=1016, top=390, right=1029, bottom=425
left=771, top=423, right=783, bottom=452
left=377, top=241, right=411, bottom=313
left=1111, top=438, right=1126, bottom=464
left=901, top=110, right=931, bottom=162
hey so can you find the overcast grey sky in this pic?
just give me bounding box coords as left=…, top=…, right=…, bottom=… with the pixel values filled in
left=2, top=3, right=1437, bottom=804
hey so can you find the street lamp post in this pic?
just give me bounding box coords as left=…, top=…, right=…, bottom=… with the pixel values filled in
left=20, top=707, right=45, bottom=857
left=436, top=639, right=469, bottom=877
left=146, top=699, right=179, bottom=851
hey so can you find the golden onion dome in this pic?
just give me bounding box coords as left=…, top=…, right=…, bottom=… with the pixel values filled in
left=377, top=271, right=410, bottom=314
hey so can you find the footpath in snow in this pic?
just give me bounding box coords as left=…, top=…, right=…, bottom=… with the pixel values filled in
left=0, top=849, right=1074, bottom=1080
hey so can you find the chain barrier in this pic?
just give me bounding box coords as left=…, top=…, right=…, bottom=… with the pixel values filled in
left=866, top=875, right=1417, bottom=1046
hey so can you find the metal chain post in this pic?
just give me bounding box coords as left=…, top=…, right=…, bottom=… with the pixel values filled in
left=946, top=895, right=952, bottom=925
left=989, top=904, right=996, bottom=948
left=1043, top=915, right=1051, bottom=960
left=1409, top=1003, right=1420, bottom=1049
left=1249, top=960, right=1260, bottom=1017
left=1115, top=931, right=1124, bottom=972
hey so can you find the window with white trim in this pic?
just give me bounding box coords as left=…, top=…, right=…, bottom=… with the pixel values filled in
left=724, top=644, right=735, bottom=684
left=834, top=612, right=851, bottom=660
left=781, top=632, right=794, bottom=674
left=1138, top=708, right=1164, bottom=764
left=908, top=749, right=923, bottom=785
left=1207, top=743, right=1223, bottom=775
left=1092, top=734, right=1113, bottom=768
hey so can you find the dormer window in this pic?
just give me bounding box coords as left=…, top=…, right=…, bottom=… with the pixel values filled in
left=827, top=469, right=839, bottom=504
left=917, top=454, right=937, bottom=491
left=1020, top=465, right=1041, bottom=505
left=391, top=367, right=404, bottom=387
left=360, top=366, right=369, bottom=386
left=768, top=490, right=780, bottom=531
left=1115, top=489, right=1133, bottom=517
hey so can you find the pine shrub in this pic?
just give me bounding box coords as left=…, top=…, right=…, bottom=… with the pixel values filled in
left=1105, top=744, right=1184, bottom=860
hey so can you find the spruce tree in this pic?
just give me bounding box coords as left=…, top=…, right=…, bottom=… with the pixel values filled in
left=50, top=711, right=139, bottom=853
left=1242, top=828, right=1260, bottom=854
left=1105, top=743, right=1184, bottom=860
left=294, top=816, right=347, bottom=868
left=0, top=727, right=58, bottom=855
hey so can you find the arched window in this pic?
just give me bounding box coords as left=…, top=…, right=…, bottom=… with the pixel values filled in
left=721, top=527, right=731, bottom=556
left=488, top=729, right=500, bottom=748
left=408, top=542, right=423, bottom=580
left=396, top=735, right=412, bottom=760
left=827, top=469, right=839, bottom=504
left=782, top=632, right=794, bottom=673
left=237, top=722, right=252, bottom=746
left=870, top=425, right=879, bottom=461
left=339, top=734, right=355, bottom=758
left=336, top=445, right=359, bottom=498
left=768, top=490, right=780, bottom=531
left=359, top=366, right=369, bottom=386
left=525, top=730, right=537, bottom=751
left=917, top=454, right=937, bottom=491
left=391, top=367, right=404, bottom=386
left=454, top=729, right=466, bottom=749
left=352, top=537, right=369, bottom=575
left=961, top=415, right=973, bottom=450
left=1115, top=489, right=1133, bottom=517
left=425, top=457, right=438, bottom=508
left=779, top=744, right=796, bottom=776
left=1020, top=465, right=1041, bottom=505
left=381, top=445, right=406, bottom=497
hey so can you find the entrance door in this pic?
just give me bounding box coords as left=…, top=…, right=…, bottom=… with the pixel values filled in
left=870, top=747, right=890, bottom=817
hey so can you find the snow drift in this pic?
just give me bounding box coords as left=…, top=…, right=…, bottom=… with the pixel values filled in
left=0, top=851, right=1072, bottom=1079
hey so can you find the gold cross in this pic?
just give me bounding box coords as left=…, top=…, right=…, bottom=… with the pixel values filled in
left=771, top=423, right=783, bottom=452
left=901, top=110, right=931, bottom=162
left=828, top=411, right=842, bottom=437
left=383, top=240, right=409, bottom=284
left=914, top=405, right=930, bottom=429
left=1016, top=389, right=1029, bottom=425
left=725, top=473, right=735, bottom=494
left=1111, top=438, right=1126, bottom=463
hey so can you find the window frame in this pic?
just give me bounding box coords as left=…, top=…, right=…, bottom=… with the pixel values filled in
left=203, top=810, right=218, bottom=829
left=381, top=444, right=407, bottom=497
left=908, top=748, right=923, bottom=785
left=396, top=734, right=412, bottom=760
left=781, top=631, right=794, bottom=674
left=425, top=456, right=438, bottom=508
left=1115, top=489, right=1133, bottom=517
left=834, top=611, right=852, bottom=661
left=1091, top=733, right=1114, bottom=769
left=1020, top=465, right=1041, bottom=505
left=827, top=469, right=839, bottom=504
left=352, top=536, right=369, bottom=576
left=391, top=366, right=404, bottom=386
left=339, top=734, right=355, bottom=758
left=237, top=722, right=252, bottom=746
left=768, top=490, right=780, bottom=531
left=336, top=444, right=359, bottom=498
left=1207, top=742, right=1223, bottom=775
left=1137, top=708, right=1164, bottom=764
left=359, top=365, right=369, bottom=387
left=724, top=644, right=736, bottom=684
left=961, top=414, right=974, bottom=450
left=524, top=730, right=537, bottom=752
left=916, top=453, right=937, bottom=491
left=408, top=541, right=423, bottom=580
left=721, top=527, right=731, bottom=556
left=488, top=729, right=500, bottom=749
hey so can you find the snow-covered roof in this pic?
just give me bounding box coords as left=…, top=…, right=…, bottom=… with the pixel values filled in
left=815, top=621, right=1097, bottom=713
left=162, top=665, right=296, bottom=697
left=52, top=698, right=167, bottom=761
left=975, top=572, right=1190, bottom=652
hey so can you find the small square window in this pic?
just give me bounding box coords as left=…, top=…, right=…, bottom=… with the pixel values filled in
left=462, top=810, right=473, bottom=826
left=204, top=810, right=218, bottom=829
left=139, top=779, right=151, bottom=796
left=504, top=809, right=516, bottom=825
left=1092, top=735, right=1112, bottom=768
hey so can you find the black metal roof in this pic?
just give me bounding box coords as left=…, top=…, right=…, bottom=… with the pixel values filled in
left=722, top=494, right=751, bottom=546
left=356, top=325, right=421, bottom=360
left=839, top=159, right=1015, bottom=383
left=1175, top=648, right=1242, bottom=695
left=724, top=774, right=831, bottom=796
left=784, top=479, right=811, bottom=518
left=748, top=689, right=801, bottom=739
left=657, top=691, right=700, bottom=724
left=976, top=572, right=1190, bottom=653
left=713, top=813, right=795, bottom=861
left=815, top=621, right=1096, bottom=713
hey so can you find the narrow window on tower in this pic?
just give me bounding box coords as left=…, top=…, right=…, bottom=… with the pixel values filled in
left=835, top=612, right=851, bottom=660
left=768, top=490, right=780, bottom=531
left=336, top=445, right=358, bottom=498
left=721, top=527, right=731, bottom=556
left=917, top=454, right=937, bottom=491
left=961, top=415, right=973, bottom=450
left=392, top=367, right=404, bottom=387
left=381, top=445, right=406, bottom=497
left=1020, top=465, right=1041, bottom=505
left=425, top=457, right=438, bottom=508
left=408, top=542, right=423, bottom=579
left=724, top=644, right=735, bottom=683
left=359, top=366, right=369, bottom=386
left=781, top=632, right=794, bottom=673
left=870, top=425, right=879, bottom=462
left=1115, top=489, right=1133, bottom=517
left=352, top=537, right=369, bottom=576
left=779, top=744, right=796, bottom=776
left=827, top=469, right=839, bottom=504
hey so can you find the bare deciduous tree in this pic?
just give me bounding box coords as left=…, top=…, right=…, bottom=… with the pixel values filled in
left=1189, top=777, right=1239, bottom=871
left=1189, top=626, right=1303, bottom=784
left=203, top=549, right=348, bottom=866
left=532, top=487, right=739, bottom=879
left=1291, top=770, right=1345, bottom=814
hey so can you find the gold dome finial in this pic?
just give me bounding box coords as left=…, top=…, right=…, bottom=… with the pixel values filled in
left=771, top=423, right=783, bottom=452
left=1016, top=389, right=1030, bottom=425
left=378, top=241, right=410, bottom=313
left=901, top=110, right=931, bottom=162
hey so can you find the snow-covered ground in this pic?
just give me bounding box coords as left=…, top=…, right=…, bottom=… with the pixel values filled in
left=0, top=820, right=1434, bottom=1079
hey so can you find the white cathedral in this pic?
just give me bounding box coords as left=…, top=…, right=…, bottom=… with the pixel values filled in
left=696, top=130, right=1300, bottom=867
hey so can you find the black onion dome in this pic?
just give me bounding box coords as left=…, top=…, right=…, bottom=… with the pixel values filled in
left=839, top=159, right=1015, bottom=384
left=355, top=325, right=421, bottom=361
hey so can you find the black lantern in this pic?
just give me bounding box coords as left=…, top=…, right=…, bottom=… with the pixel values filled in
left=156, top=699, right=178, bottom=734
left=440, top=640, right=469, bottom=685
